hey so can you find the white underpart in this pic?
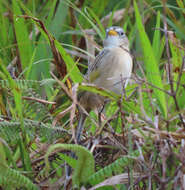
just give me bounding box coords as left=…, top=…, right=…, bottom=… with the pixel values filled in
left=103, top=35, right=121, bottom=48
left=93, top=46, right=132, bottom=95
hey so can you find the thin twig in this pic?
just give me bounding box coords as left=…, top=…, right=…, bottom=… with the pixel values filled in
left=153, top=27, right=185, bottom=51
left=70, top=84, right=78, bottom=141
left=50, top=72, right=99, bottom=129
left=134, top=59, right=158, bottom=115
left=133, top=75, right=172, bottom=96
left=138, top=86, right=153, bottom=125
left=22, top=96, right=56, bottom=105
left=175, top=56, right=185, bottom=94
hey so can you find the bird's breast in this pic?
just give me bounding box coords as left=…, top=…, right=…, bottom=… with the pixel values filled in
left=94, top=47, right=133, bottom=94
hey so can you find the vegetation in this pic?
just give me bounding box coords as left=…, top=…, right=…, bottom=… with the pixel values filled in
left=0, top=0, right=184, bottom=189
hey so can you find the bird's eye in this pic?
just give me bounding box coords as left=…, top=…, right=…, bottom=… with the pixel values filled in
left=120, top=31, right=124, bottom=36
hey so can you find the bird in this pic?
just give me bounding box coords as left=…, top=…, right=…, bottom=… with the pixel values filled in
left=65, top=26, right=133, bottom=182
left=76, top=26, right=133, bottom=143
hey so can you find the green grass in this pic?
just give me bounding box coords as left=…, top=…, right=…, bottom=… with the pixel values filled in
left=0, top=0, right=184, bottom=189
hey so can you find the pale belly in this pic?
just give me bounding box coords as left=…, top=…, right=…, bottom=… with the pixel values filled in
left=93, top=47, right=132, bottom=95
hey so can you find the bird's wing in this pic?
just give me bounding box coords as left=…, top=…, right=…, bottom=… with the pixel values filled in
left=89, top=49, right=110, bottom=73
left=88, top=49, right=110, bottom=82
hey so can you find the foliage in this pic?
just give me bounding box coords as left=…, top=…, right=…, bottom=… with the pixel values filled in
left=0, top=0, right=184, bottom=189
left=45, top=143, right=95, bottom=187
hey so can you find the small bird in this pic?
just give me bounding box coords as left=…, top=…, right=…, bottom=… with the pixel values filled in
left=65, top=26, right=133, bottom=181
left=76, top=26, right=133, bottom=143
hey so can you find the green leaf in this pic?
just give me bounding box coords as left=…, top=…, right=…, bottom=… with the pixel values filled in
left=0, top=163, right=38, bottom=190
left=65, top=0, right=104, bottom=40
left=169, top=39, right=183, bottom=90
left=84, top=7, right=106, bottom=38
left=12, top=0, right=33, bottom=70
left=78, top=83, right=119, bottom=100
left=25, top=49, right=36, bottom=79
left=87, top=150, right=139, bottom=186
left=0, top=141, right=6, bottom=165
left=134, top=0, right=167, bottom=118
left=45, top=0, right=58, bottom=26
left=79, top=83, right=143, bottom=117
left=55, top=40, right=83, bottom=83
left=48, top=0, right=68, bottom=38
left=16, top=0, right=51, bottom=80
left=152, top=11, right=161, bottom=61
left=0, top=2, right=8, bottom=48
left=0, top=59, right=32, bottom=172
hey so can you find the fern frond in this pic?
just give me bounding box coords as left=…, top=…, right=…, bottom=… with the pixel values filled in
left=0, top=163, right=39, bottom=190
left=0, top=119, right=70, bottom=144
left=0, top=79, right=42, bottom=90
left=45, top=143, right=95, bottom=188
left=87, top=150, right=139, bottom=186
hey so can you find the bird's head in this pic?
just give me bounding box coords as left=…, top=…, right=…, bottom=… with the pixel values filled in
left=103, top=26, right=129, bottom=50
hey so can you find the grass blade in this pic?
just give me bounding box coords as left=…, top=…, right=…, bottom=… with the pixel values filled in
left=12, top=0, right=33, bottom=70
left=152, top=11, right=161, bottom=61
left=134, top=1, right=167, bottom=118
left=55, top=40, right=83, bottom=83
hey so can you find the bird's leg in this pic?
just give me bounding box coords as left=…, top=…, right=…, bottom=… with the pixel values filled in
left=75, top=112, right=87, bottom=144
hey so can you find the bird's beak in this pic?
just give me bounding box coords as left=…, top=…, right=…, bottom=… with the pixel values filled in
left=108, top=30, right=118, bottom=36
